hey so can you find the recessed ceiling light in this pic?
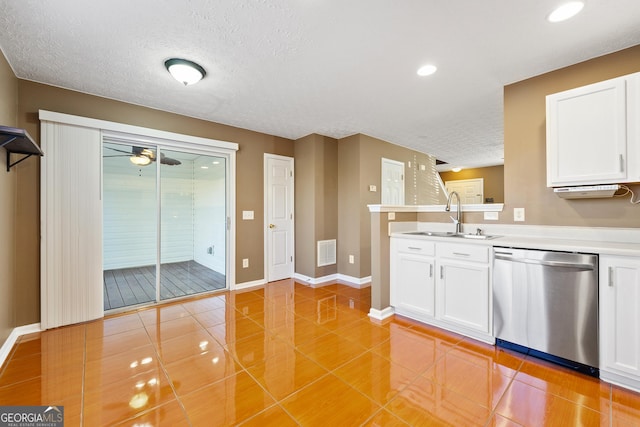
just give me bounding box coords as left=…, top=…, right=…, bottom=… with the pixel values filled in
left=165, top=58, right=206, bottom=85
left=451, top=167, right=462, bottom=172
left=200, top=166, right=209, bottom=169
left=417, top=64, right=438, bottom=77
left=547, top=1, right=585, bottom=23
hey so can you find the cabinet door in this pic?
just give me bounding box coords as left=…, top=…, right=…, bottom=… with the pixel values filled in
left=600, top=256, right=640, bottom=377
left=394, top=252, right=435, bottom=319
left=437, top=261, right=490, bottom=333
left=546, top=77, right=628, bottom=186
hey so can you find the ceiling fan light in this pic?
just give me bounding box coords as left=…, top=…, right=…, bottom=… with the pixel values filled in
left=165, top=58, right=206, bottom=85
left=130, top=155, right=151, bottom=166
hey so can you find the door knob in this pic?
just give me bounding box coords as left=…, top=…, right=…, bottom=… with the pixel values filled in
left=269, top=224, right=276, bottom=229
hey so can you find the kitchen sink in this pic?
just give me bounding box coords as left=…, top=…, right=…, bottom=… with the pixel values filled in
left=404, top=231, right=500, bottom=240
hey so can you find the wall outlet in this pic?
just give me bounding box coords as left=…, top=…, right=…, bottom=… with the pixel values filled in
left=242, top=258, right=249, bottom=268
left=483, top=211, right=499, bottom=221
left=513, top=207, right=525, bottom=222
left=349, top=255, right=355, bottom=264
left=388, top=212, right=395, bottom=221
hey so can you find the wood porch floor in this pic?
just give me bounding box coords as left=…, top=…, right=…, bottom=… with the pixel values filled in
left=103, top=260, right=226, bottom=311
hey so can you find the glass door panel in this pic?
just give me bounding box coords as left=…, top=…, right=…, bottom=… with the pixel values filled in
left=102, top=142, right=158, bottom=311
left=159, top=149, right=227, bottom=300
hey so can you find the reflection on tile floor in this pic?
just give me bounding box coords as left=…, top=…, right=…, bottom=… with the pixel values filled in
left=1, top=279, right=639, bottom=426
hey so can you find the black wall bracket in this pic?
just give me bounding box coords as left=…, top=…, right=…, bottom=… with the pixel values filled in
left=0, top=126, right=43, bottom=172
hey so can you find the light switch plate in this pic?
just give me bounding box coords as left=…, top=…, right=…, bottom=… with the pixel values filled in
left=242, top=210, right=254, bottom=220
left=388, top=212, right=395, bottom=220
left=369, top=185, right=377, bottom=192
left=513, top=208, right=525, bottom=222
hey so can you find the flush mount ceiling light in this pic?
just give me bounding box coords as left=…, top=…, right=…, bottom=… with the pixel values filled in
left=417, top=64, right=438, bottom=77
left=165, top=58, right=206, bottom=85
left=547, top=1, right=585, bottom=22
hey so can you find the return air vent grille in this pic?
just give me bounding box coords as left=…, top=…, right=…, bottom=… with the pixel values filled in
left=317, top=239, right=336, bottom=267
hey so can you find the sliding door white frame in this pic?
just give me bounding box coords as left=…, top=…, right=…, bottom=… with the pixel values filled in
left=40, top=110, right=238, bottom=328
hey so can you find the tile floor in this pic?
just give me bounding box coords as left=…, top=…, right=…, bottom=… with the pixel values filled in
left=1, top=279, right=639, bottom=426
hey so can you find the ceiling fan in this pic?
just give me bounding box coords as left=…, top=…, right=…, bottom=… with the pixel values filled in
left=103, top=146, right=181, bottom=166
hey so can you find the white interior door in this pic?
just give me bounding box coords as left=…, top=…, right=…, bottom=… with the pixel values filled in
left=265, top=154, right=294, bottom=282
left=381, top=158, right=405, bottom=205
left=445, top=178, right=484, bottom=204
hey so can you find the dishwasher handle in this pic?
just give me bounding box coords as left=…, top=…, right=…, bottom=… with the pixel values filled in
left=494, top=253, right=595, bottom=270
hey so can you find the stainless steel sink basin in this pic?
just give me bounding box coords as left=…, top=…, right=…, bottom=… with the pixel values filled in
left=404, top=231, right=499, bottom=240
left=404, top=231, right=457, bottom=237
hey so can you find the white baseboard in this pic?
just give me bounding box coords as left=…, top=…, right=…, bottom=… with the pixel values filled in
left=233, top=279, right=267, bottom=291
left=293, top=273, right=371, bottom=289
left=368, top=307, right=395, bottom=321
left=337, top=274, right=371, bottom=288
left=0, top=323, right=42, bottom=368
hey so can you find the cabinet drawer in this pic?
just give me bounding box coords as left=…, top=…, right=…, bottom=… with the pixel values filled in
left=437, top=243, right=489, bottom=263
left=395, top=238, right=435, bottom=256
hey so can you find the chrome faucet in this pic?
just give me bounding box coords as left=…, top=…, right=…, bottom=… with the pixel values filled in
left=445, top=191, right=462, bottom=234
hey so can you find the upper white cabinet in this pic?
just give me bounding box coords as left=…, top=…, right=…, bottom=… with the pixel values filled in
left=546, top=72, right=640, bottom=187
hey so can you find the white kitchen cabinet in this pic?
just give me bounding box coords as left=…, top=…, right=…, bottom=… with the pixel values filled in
left=600, top=255, right=640, bottom=392
left=390, top=237, right=493, bottom=344
left=390, top=238, right=436, bottom=319
left=546, top=71, right=640, bottom=187
left=436, top=243, right=491, bottom=338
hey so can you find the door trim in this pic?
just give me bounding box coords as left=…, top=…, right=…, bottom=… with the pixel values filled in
left=264, top=153, right=295, bottom=282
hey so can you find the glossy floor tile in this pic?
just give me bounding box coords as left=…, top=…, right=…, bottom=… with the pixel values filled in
left=1, top=278, right=640, bottom=426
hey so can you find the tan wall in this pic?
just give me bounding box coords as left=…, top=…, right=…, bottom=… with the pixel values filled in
left=357, top=134, right=440, bottom=277
left=370, top=212, right=417, bottom=311
left=338, top=133, right=441, bottom=279
left=0, top=52, right=18, bottom=346
left=503, top=44, right=640, bottom=227
left=337, top=135, right=361, bottom=278
left=15, top=80, right=294, bottom=325
left=294, top=135, right=316, bottom=276
left=294, top=134, right=338, bottom=278
left=440, top=165, right=504, bottom=203
left=316, top=136, right=339, bottom=277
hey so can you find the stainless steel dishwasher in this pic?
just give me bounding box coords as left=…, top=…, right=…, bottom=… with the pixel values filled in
left=493, top=247, right=599, bottom=376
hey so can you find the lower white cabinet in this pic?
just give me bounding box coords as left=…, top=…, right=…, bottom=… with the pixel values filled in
left=600, top=255, right=640, bottom=392
left=390, top=238, right=435, bottom=319
left=438, top=259, right=490, bottom=334
left=390, top=237, right=493, bottom=344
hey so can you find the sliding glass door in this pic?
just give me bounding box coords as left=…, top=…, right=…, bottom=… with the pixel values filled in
left=159, top=149, right=227, bottom=301
left=102, top=141, right=228, bottom=311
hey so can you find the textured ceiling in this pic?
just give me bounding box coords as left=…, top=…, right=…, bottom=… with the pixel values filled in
left=1, top=0, right=640, bottom=169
